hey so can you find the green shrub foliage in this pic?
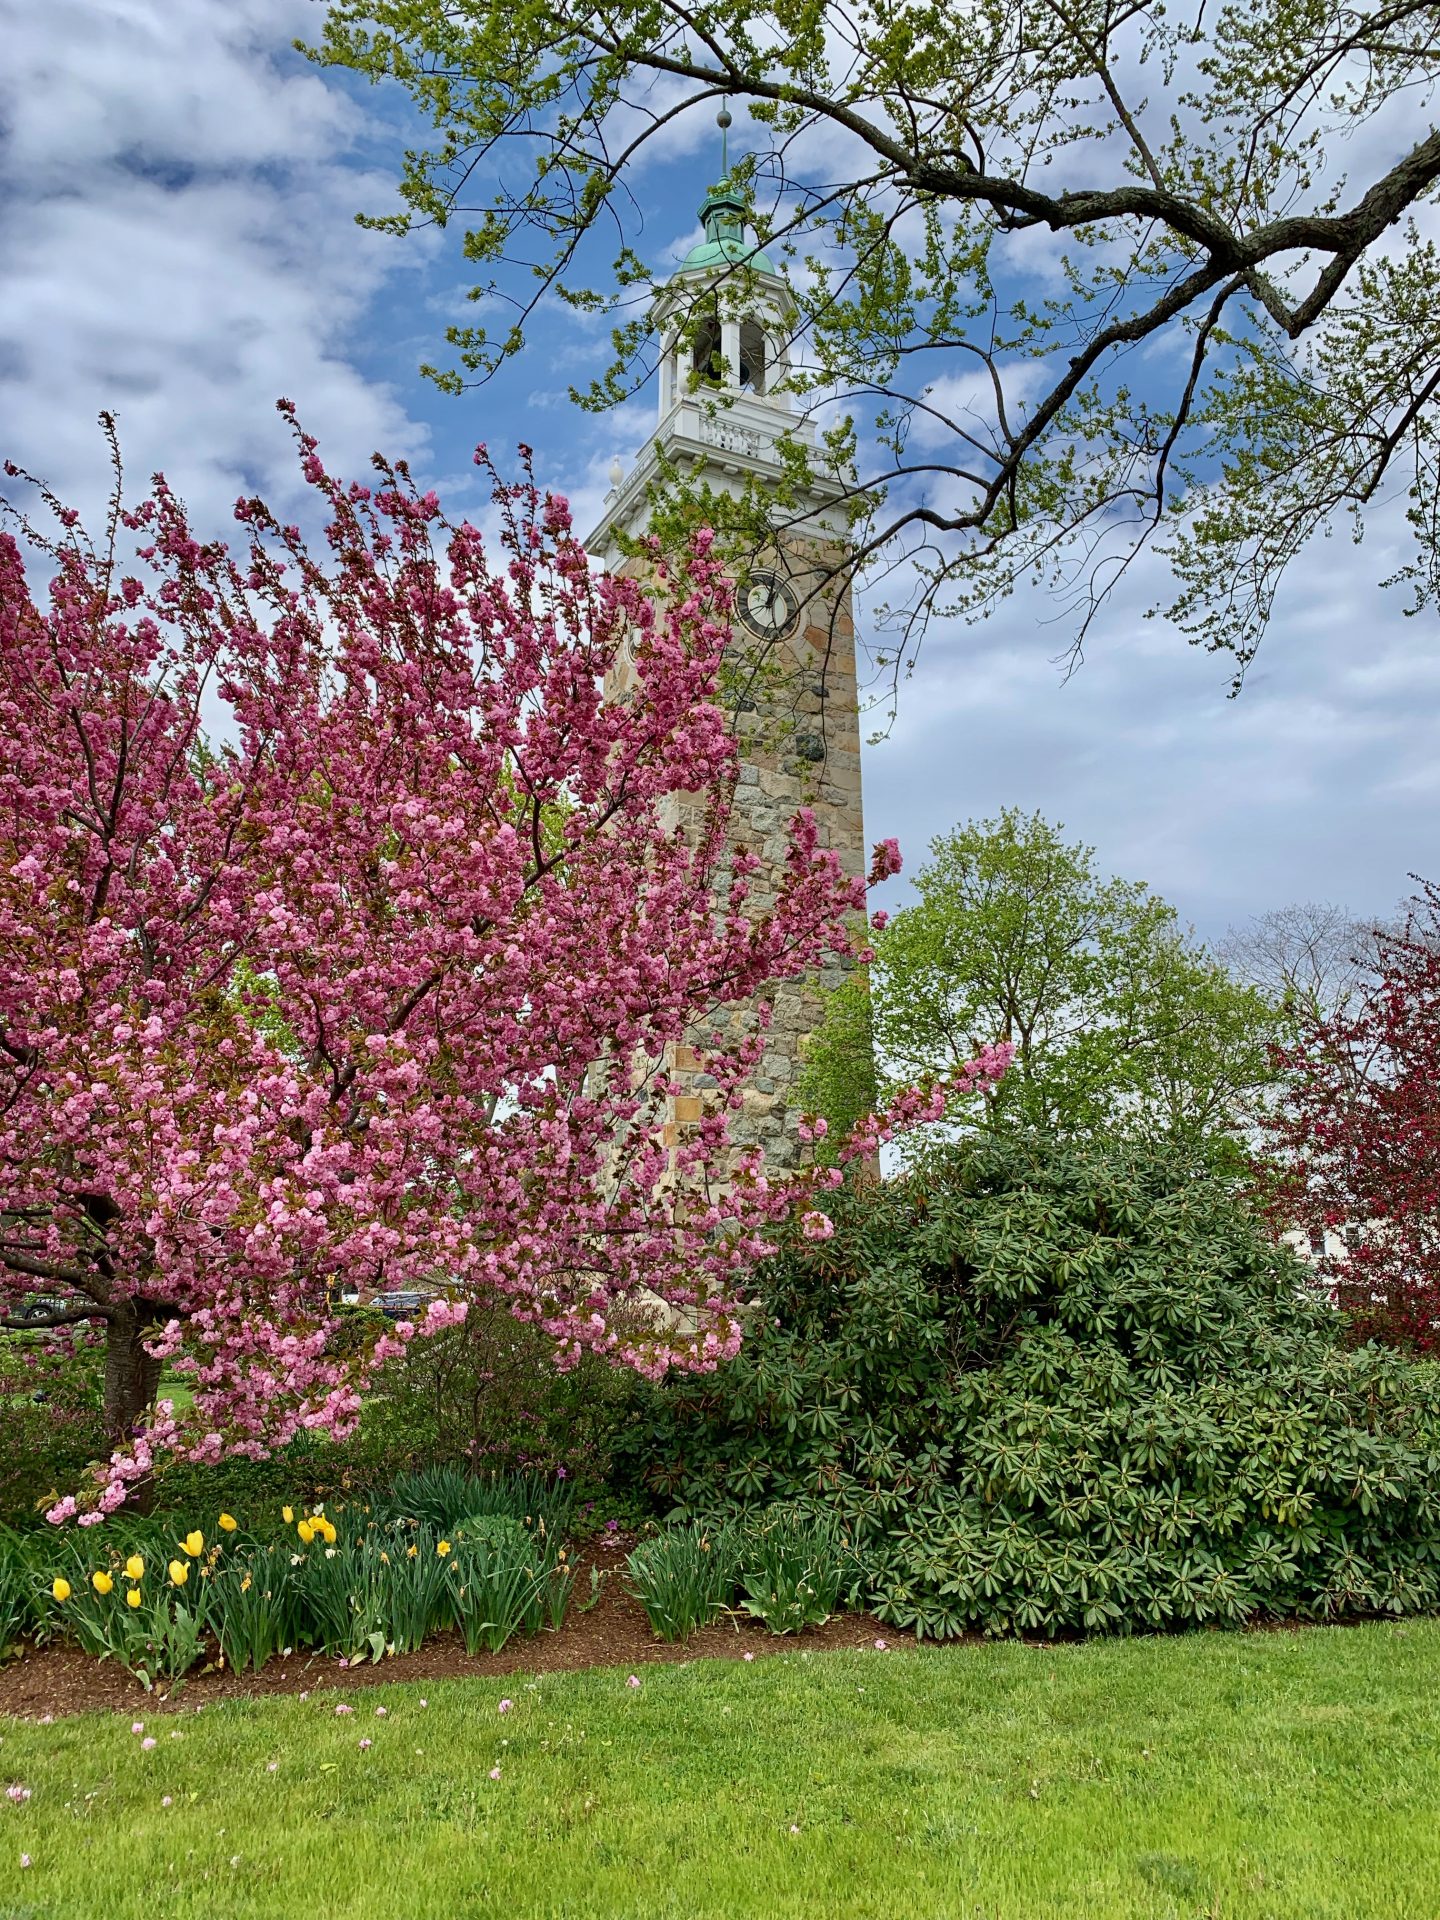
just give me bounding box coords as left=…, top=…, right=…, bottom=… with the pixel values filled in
left=0, top=1337, right=106, bottom=1526
left=380, top=1464, right=574, bottom=1539
left=643, top=1138, right=1440, bottom=1638
left=123, top=1311, right=653, bottom=1533
left=352, top=1306, right=662, bottom=1487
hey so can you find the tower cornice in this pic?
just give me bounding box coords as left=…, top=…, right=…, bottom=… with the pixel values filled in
left=585, top=392, right=851, bottom=561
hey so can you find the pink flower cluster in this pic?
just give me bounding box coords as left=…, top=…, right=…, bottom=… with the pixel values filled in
left=1, top=412, right=879, bottom=1516
left=867, top=838, right=903, bottom=884
left=838, top=1042, right=1016, bottom=1162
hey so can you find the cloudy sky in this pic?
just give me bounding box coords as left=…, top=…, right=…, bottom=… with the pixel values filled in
left=3, top=0, right=1436, bottom=949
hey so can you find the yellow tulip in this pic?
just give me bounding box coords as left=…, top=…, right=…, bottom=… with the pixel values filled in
left=297, top=1520, right=315, bottom=1545
left=437, top=1540, right=452, bottom=1557
left=126, top=1587, right=143, bottom=1610
left=218, top=1513, right=237, bottom=1533
left=168, top=1559, right=189, bottom=1587
left=182, top=1530, right=204, bottom=1557
left=125, top=1555, right=144, bottom=1580
left=91, top=1570, right=114, bottom=1595
left=51, top=1577, right=71, bottom=1603
left=318, top=1519, right=336, bottom=1546
left=282, top=1505, right=294, bottom=1524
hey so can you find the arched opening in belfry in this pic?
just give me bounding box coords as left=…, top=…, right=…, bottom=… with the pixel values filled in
left=686, top=316, right=770, bottom=393
left=691, top=316, right=724, bottom=386
left=738, top=321, right=768, bottom=394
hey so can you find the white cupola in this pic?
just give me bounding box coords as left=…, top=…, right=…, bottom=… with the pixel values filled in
left=650, top=180, right=795, bottom=424
left=586, top=131, right=852, bottom=562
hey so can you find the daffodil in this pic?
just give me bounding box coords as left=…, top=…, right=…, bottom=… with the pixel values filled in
left=91, top=1570, right=114, bottom=1595
left=126, top=1587, right=143, bottom=1610
left=218, top=1512, right=237, bottom=1533
left=182, top=1530, right=204, bottom=1557
left=125, top=1554, right=144, bottom=1580
left=51, top=1577, right=71, bottom=1603
left=437, top=1540, right=452, bottom=1557
left=168, top=1559, right=189, bottom=1587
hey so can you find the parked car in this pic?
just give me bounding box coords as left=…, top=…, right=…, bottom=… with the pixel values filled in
left=9, top=1294, right=70, bottom=1326
left=376, top=1290, right=427, bottom=1321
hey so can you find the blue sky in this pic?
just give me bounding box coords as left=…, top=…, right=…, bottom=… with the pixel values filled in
left=3, top=0, right=1437, bottom=947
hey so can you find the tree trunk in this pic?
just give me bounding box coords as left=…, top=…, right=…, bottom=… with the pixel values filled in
left=102, top=1307, right=163, bottom=1512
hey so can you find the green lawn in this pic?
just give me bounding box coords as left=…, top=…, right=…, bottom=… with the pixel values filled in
left=2, top=1620, right=1438, bottom=1918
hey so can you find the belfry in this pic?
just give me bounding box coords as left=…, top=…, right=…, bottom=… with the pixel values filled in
left=585, top=143, right=868, bottom=1170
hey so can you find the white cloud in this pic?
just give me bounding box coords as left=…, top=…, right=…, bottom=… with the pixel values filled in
left=0, top=0, right=430, bottom=537
left=861, top=492, right=1440, bottom=941
left=906, top=361, right=1049, bottom=452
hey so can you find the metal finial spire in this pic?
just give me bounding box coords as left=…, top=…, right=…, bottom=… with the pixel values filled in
left=717, top=102, right=732, bottom=178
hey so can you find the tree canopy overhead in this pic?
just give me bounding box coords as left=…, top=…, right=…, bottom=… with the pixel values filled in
left=313, top=0, right=1440, bottom=689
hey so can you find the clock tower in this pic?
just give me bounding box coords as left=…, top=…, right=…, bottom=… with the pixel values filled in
left=585, top=161, right=868, bottom=1172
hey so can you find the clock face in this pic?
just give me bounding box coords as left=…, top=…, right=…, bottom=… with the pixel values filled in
left=738, top=570, right=800, bottom=640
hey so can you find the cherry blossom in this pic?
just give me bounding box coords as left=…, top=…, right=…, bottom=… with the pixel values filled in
left=2, top=410, right=1007, bottom=1519
left=837, top=1043, right=1015, bottom=1162
left=0, top=416, right=876, bottom=1512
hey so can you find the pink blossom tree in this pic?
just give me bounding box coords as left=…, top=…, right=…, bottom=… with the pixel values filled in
left=0, top=407, right=899, bottom=1518
left=1266, top=879, right=1440, bottom=1352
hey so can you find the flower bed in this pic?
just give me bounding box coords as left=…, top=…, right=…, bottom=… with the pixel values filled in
left=1, top=1466, right=583, bottom=1692
left=0, top=1471, right=883, bottom=1712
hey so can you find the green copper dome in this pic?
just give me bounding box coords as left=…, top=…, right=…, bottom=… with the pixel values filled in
left=677, top=182, right=776, bottom=275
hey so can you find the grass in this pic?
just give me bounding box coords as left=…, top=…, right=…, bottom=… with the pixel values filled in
left=156, top=1372, right=195, bottom=1414
left=2, top=1620, right=1439, bottom=1918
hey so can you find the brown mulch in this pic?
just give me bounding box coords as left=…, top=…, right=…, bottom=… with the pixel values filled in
left=0, top=1535, right=908, bottom=1723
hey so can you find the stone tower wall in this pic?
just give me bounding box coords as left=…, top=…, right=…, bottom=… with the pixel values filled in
left=585, top=174, right=870, bottom=1174
left=721, top=551, right=866, bottom=1171
left=612, top=542, right=867, bottom=1174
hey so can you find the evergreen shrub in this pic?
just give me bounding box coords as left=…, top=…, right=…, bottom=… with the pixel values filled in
left=641, top=1137, right=1440, bottom=1637
left=0, top=1337, right=106, bottom=1526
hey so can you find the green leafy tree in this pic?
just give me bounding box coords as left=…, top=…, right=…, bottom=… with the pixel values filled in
left=639, top=1135, right=1440, bottom=1638
left=795, top=962, right=879, bottom=1158
left=799, top=810, right=1276, bottom=1166
left=310, top=0, right=1440, bottom=687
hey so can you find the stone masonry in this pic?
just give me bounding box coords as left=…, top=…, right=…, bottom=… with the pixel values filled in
left=584, top=174, right=869, bottom=1174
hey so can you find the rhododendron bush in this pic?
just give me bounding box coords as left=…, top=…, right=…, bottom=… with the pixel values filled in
left=0, top=406, right=917, bottom=1518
